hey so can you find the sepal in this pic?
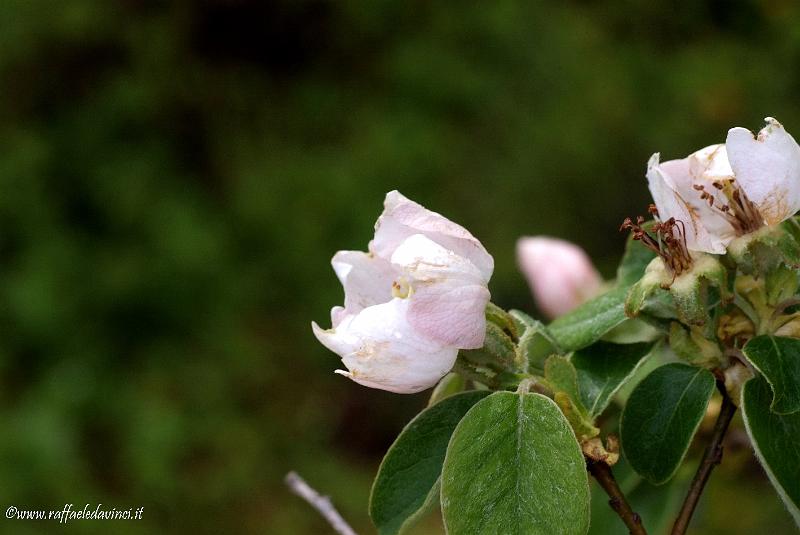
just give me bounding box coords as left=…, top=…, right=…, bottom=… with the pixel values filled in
left=626, top=253, right=728, bottom=327
left=728, top=224, right=800, bottom=276
left=669, top=254, right=729, bottom=326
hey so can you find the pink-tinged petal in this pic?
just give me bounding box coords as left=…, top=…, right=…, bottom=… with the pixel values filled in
left=515, top=236, right=602, bottom=319
left=312, top=299, right=457, bottom=393
left=726, top=117, right=800, bottom=225
left=686, top=145, right=742, bottom=243
left=647, top=153, right=731, bottom=254
left=391, top=234, right=490, bottom=348
left=331, top=250, right=396, bottom=316
left=371, top=191, right=494, bottom=281
left=688, top=144, right=734, bottom=184
left=330, top=306, right=348, bottom=328
left=407, top=284, right=489, bottom=349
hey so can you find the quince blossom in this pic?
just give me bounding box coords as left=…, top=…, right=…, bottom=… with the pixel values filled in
left=647, top=117, right=800, bottom=254
left=312, top=191, right=493, bottom=393
left=516, top=237, right=602, bottom=318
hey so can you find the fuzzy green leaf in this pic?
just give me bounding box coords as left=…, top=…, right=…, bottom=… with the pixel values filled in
left=544, top=355, right=599, bottom=439
left=441, top=391, right=590, bottom=535
left=620, top=363, right=715, bottom=484
left=370, top=391, right=489, bottom=535
left=743, top=335, right=800, bottom=414
left=548, top=286, right=628, bottom=353
left=517, top=321, right=559, bottom=371
left=508, top=309, right=536, bottom=334
left=617, top=232, right=657, bottom=287
left=742, top=375, right=800, bottom=526
left=571, top=341, right=654, bottom=418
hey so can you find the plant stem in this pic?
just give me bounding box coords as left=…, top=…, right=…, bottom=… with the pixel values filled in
left=670, top=384, right=737, bottom=535
left=587, top=459, right=647, bottom=535
left=285, top=471, right=358, bottom=535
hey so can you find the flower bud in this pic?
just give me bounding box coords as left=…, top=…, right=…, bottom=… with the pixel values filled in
left=516, top=237, right=602, bottom=319
left=313, top=191, right=494, bottom=393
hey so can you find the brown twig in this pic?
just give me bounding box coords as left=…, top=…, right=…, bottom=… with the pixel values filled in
left=670, top=383, right=737, bottom=535
left=285, top=471, right=358, bottom=535
left=587, top=459, right=647, bottom=535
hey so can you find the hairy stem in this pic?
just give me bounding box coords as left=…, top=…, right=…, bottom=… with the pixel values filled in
left=587, top=459, right=647, bottom=535
left=670, top=384, right=737, bottom=535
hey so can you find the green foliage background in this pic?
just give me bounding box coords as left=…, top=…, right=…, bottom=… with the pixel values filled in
left=0, top=1, right=798, bottom=533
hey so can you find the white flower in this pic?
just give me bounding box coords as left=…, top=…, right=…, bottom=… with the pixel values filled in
left=516, top=237, right=602, bottom=319
left=647, top=117, right=800, bottom=254
left=312, top=191, right=494, bottom=393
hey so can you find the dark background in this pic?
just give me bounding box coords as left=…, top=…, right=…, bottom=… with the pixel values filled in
left=0, top=1, right=797, bottom=533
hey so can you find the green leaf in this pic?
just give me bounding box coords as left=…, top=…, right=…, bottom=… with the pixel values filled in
left=428, top=372, right=466, bottom=406
left=782, top=215, right=800, bottom=245
left=571, top=341, right=654, bottom=418
left=441, top=391, right=590, bottom=535
left=765, top=264, right=799, bottom=306
left=544, top=356, right=599, bottom=440
left=548, top=286, right=629, bottom=353
left=620, top=363, right=715, bottom=484
left=742, top=375, right=800, bottom=526
left=617, top=232, right=657, bottom=287
left=508, top=309, right=536, bottom=334
left=743, top=335, right=800, bottom=414
left=601, top=318, right=662, bottom=344
left=370, top=391, right=490, bottom=535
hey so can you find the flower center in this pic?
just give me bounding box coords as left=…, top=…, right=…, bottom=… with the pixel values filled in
left=391, top=278, right=411, bottom=299
left=692, top=178, right=763, bottom=235
left=621, top=205, right=693, bottom=276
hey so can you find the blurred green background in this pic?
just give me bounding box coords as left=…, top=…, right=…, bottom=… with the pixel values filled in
left=0, top=1, right=798, bottom=533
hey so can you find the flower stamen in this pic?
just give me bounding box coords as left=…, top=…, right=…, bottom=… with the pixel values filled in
left=692, top=179, right=763, bottom=236
left=621, top=207, right=693, bottom=276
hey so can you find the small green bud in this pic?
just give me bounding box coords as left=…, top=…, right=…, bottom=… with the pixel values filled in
left=669, top=322, right=724, bottom=368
